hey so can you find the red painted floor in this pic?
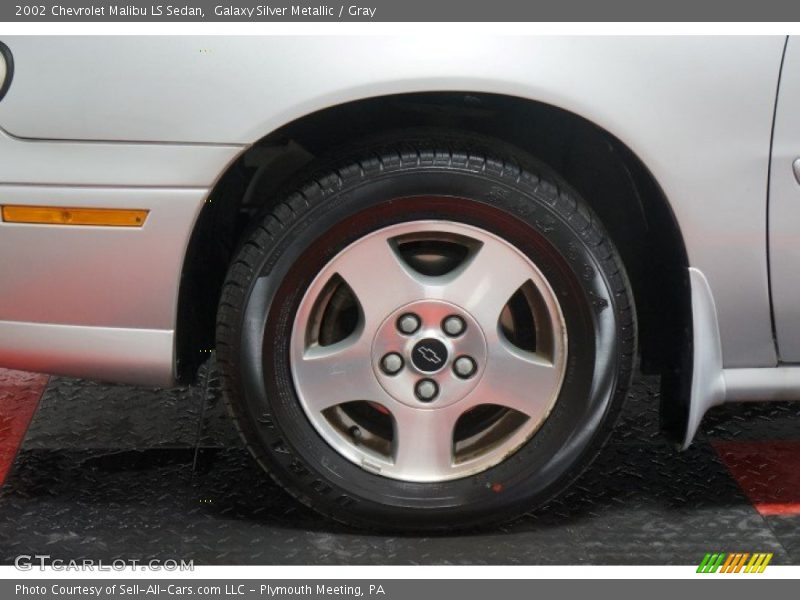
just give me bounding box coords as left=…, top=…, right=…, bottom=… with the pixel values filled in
left=713, top=440, right=800, bottom=517
left=0, top=369, right=48, bottom=486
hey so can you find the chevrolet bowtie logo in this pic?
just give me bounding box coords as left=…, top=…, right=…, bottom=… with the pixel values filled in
left=417, top=346, right=443, bottom=364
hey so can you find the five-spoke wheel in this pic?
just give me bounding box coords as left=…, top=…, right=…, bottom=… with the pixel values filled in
left=217, top=138, right=634, bottom=530
left=291, top=221, right=567, bottom=482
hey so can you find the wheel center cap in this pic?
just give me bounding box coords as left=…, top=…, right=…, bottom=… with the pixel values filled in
left=372, top=300, right=487, bottom=410
left=411, top=338, right=448, bottom=373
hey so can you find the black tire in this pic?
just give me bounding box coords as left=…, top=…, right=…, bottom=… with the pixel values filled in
left=216, top=134, right=635, bottom=531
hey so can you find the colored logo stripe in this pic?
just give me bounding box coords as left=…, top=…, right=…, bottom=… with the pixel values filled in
left=697, top=553, right=773, bottom=573
left=697, top=553, right=725, bottom=573
left=745, top=553, right=773, bottom=573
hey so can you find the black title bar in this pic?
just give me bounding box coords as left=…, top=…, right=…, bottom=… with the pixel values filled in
left=4, top=0, right=800, bottom=22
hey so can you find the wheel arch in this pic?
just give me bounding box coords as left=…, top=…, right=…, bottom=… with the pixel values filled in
left=176, top=91, right=692, bottom=441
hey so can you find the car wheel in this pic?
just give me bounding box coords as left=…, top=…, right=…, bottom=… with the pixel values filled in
left=216, top=135, right=635, bottom=530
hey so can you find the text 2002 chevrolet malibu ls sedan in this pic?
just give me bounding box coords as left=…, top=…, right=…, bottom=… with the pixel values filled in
left=1, top=36, right=799, bottom=530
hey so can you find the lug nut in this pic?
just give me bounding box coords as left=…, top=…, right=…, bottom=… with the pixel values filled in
left=442, top=315, right=466, bottom=337
left=415, top=378, right=439, bottom=402
left=397, top=313, right=421, bottom=334
left=380, top=352, right=404, bottom=375
left=453, top=356, right=477, bottom=379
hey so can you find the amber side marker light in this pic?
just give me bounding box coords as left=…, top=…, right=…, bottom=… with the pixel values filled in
left=1, top=206, right=149, bottom=227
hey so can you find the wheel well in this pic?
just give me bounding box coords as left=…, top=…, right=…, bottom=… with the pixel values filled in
left=176, top=92, right=691, bottom=436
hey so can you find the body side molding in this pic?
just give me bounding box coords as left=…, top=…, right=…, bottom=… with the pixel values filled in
left=0, top=320, right=174, bottom=386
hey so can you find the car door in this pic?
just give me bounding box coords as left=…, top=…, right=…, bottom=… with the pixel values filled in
left=770, top=36, right=800, bottom=362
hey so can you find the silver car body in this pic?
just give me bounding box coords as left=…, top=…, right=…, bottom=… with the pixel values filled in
left=0, top=35, right=798, bottom=445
